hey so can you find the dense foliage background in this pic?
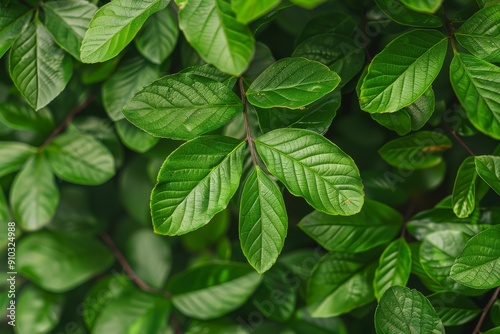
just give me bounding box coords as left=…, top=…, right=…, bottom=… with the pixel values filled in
left=1, top=0, right=500, bottom=333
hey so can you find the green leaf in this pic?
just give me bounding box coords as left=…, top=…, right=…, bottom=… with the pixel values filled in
left=102, top=55, right=160, bottom=121
left=115, top=119, right=159, bottom=153
left=455, top=5, right=500, bottom=62
left=231, top=0, right=281, bottom=24
left=0, top=2, right=31, bottom=58
left=178, top=0, right=254, bottom=76
left=8, top=19, right=73, bottom=110
left=255, top=128, right=364, bottom=215
left=299, top=199, right=402, bottom=253
left=292, top=34, right=364, bottom=86
left=169, top=262, right=262, bottom=319
left=11, top=154, right=59, bottom=231
left=307, top=251, right=377, bottom=317
left=451, top=224, right=500, bottom=289
left=371, top=87, right=435, bottom=136
left=427, top=293, right=480, bottom=326
left=179, top=64, right=237, bottom=87
left=374, top=0, right=443, bottom=27
left=296, top=12, right=358, bottom=45
left=475, top=155, right=500, bottom=196
left=247, top=57, right=341, bottom=109
left=43, top=0, right=97, bottom=60
left=450, top=52, right=500, bottom=139
left=453, top=157, right=478, bottom=218
left=17, top=285, right=64, bottom=334
left=0, top=187, right=8, bottom=235
left=0, top=141, right=36, bottom=178
left=80, top=0, right=169, bottom=63
left=93, top=288, right=171, bottom=334
left=374, top=238, right=412, bottom=300
left=375, top=286, right=444, bottom=334
left=181, top=210, right=229, bottom=251
left=18, top=231, right=114, bottom=292
left=135, top=7, right=178, bottom=64
left=378, top=131, right=452, bottom=169
left=151, top=136, right=245, bottom=235
left=46, top=129, right=116, bottom=185
left=290, top=0, right=326, bottom=9
left=359, top=29, right=447, bottom=113
left=0, top=102, right=54, bottom=132
left=239, top=166, right=288, bottom=274
left=400, top=0, right=443, bottom=13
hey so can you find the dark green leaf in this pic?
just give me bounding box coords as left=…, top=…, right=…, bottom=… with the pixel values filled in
left=451, top=224, right=500, bottom=289
left=151, top=136, right=245, bottom=235
left=359, top=29, right=447, bottom=113
left=453, top=157, right=478, bottom=218
left=231, top=0, right=281, bottom=24
left=378, top=131, right=452, bottom=169
left=239, top=166, right=288, bottom=274
left=0, top=102, right=54, bottom=132
left=375, top=286, right=444, bottom=334
left=17, top=285, right=64, bottom=334
left=247, top=57, right=341, bottom=109
left=0, top=141, right=36, bottom=177
left=179, top=63, right=237, bottom=87
left=80, top=0, right=169, bottom=63
left=115, top=119, right=159, bottom=153
left=296, top=12, right=358, bottom=45
left=374, top=0, right=442, bottom=27
left=18, top=231, right=114, bottom=292
left=0, top=2, right=31, bottom=58
left=123, top=73, right=242, bottom=140
left=299, top=199, right=402, bottom=253
left=169, top=262, right=262, bottom=319
left=255, top=128, right=364, bottom=215
left=427, top=293, right=480, bottom=326
left=181, top=209, right=229, bottom=251
left=475, top=155, right=500, bottom=196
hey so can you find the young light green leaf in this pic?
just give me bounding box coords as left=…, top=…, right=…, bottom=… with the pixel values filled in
left=375, top=286, right=444, bottom=334
left=450, top=52, right=500, bottom=139
left=135, top=8, right=178, bottom=65
left=451, top=224, right=500, bottom=289
left=0, top=141, right=36, bottom=177
left=239, top=166, right=288, bottom=274
left=46, top=130, right=115, bottom=185
left=299, top=199, right=402, bottom=253
left=178, top=0, right=254, bottom=76
left=123, top=73, right=242, bottom=139
left=371, top=87, right=435, bottom=136
left=255, top=128, right=364, bottom=216
left=374, top=238, right=412, bottom=300
left=17, top=285, right=64, bottom=334
left=115, top=119, right=159, bottom=153
left=93, top=288, right=171, bottom=334
left=0, top=102, right=54, bottom=133
left=307, top=252, right=377, bottom=317
left=359, top=29, right=447, bottom=113
left=400, top=0, right=443, bottom=13
left=455, top=4, right=500, bottom=62
left=169, top=263, right=262, bottom=319
left=18, top=230, right=114, bottom=292
left=11, top=154, right=59, bottom=231
left=102, top=55, right=160, bottom=121
left=43, top=0, right=98, bottom=60
left=0, top=2, right=31, bottom=58
left=290, top=0, right=326, bottom=9
left=151, top=136, right=245, bottom=235
left=80, top=0, right=169, bottom=63
left=475, top=155, right=500, bottom=196
left=231, top=0, right=281, bottom=24
left=247, top=57, right=341, bottom=109
left=427, top=293, right=480, bottom=326
left=378, top=131, right=452, bottom=169
left=8, top=19, right=73, bottom=110
left=374, top=0, right=442, bottom=27
left=453, top=157, right=478, bottom=218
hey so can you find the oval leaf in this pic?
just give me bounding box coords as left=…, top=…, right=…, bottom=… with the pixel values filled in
left=400, top=0, right=443, bottom=13
left=453, top=157, right=478, bottom=218
left=247, top=57, right=341, bottom=109
left=115, top=119, right=159, bottom=153
left=475, top=155, right=500, bottom=196
left=17, top=285, right=64, bottom=334
left=0, top=2, right=31, bottom=58
left=255, top=128, right=364, bottom=216
left=231, top=0, right=281, bottom=24
left=0, top=102, right=54, bottom=133
left=374, top=0, right=442, bottom=27
left=151, top=136, right=245, bottom=235
left=0, top=141, right=36, bottom=178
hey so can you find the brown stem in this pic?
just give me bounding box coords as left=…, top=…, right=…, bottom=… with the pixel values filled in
left=473, top=286, right=500, bottom=334
left=444, top=13, right=458, bottom=53
left=443, top=124, right=476, bottom=157
left=41, top=95, right=96, bottom=148
left=239, top=77, right=259, bottom=166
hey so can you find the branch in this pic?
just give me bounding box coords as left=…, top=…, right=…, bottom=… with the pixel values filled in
left=473, top=286, right=500, bottom=334
left=41, top=95, right=96, bottom=148
left=443, top=123, right=476, bottom=157
left=444, top=13, right=458, bottom=53
left=239, top=77, right=259, bottom=166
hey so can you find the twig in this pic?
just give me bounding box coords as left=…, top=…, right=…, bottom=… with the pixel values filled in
left=444, top=13, right=458, bottom=53
left=473, top=286, right=500, bottom=334
left=443, top=123, right=476, bottom=157
left=41, top=95, right=96, bottom=148
left=239, top=77, right=259, bottom=166
left=170, top=314, right=183, bottom=334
